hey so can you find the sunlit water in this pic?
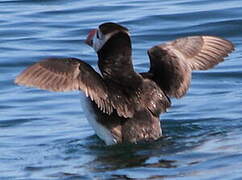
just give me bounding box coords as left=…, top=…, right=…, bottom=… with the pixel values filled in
left=1, top=0, right=242, bottom=179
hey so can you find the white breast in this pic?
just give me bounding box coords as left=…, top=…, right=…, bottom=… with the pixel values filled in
left=80, top=93, right=117, bottom=145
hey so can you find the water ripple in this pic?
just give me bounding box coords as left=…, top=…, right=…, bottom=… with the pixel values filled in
left=0, top=0, right=242, bottom=179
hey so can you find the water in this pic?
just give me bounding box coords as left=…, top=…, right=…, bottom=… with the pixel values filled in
left=0, top=0, right=242, bottom=179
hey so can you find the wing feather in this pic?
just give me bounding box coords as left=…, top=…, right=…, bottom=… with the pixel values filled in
left=15, top=57, right=113, bottom=113
left=15, top=57, right=138, bottom=118
left=146, top=36, right=234, bottom=98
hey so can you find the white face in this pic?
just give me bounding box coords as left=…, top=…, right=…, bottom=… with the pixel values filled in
left=92, top=29, right=129, bottom=52
left=92, top=29, right=109, bottom=52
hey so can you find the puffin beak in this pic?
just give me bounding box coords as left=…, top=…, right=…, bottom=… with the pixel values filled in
left=85, top=29, right=97, bottom=47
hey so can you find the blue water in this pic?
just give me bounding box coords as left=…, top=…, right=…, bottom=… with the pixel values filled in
left=1, top=0, right=242, bottom=179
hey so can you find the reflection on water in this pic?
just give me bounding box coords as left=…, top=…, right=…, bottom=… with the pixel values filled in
left=0, top=0, right=242, bottom=179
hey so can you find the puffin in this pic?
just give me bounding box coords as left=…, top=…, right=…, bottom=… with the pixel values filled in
left=15, top=22, right=234, bottom=145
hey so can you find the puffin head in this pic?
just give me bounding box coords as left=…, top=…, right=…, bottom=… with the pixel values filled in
left=85, top=22, right=129, bottom=52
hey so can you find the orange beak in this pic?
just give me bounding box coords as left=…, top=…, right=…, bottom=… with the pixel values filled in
left=85, top=29, right=97, bottom=47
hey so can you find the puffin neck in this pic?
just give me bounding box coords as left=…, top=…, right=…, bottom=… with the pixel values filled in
left=97, top=32, right=139, bottom=86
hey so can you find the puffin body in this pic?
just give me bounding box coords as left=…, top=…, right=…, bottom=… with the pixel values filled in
left=15, top=22, right=234, bottom=145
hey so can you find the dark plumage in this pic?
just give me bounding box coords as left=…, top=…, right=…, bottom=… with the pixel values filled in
left=15, top=22, right=234, bottom=145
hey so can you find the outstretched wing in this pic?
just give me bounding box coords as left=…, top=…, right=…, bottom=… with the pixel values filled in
left=15, top=57, right=113, bottom=114
left=145, top=36, right=234, bottom=98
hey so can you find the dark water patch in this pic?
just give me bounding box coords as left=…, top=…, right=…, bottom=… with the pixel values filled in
left=195, top=70, right=242, bottom=79
left=24, top=164, right=67, bottom=172
left=0, top=118, right=41, bottom=128
left=47, top=172, right=91, bottom=180
left=0, top=0, right=72, bottom=5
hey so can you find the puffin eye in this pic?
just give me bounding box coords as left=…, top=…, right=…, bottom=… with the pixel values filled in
left=96, top=30, right=101, bottom=39
left=97, top=30, right=102, bottom=39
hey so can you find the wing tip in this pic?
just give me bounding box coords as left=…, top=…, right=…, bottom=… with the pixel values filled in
left=14, top=74, right=25, bottom=86
left=14, top=76, right=20, bottom=85
left=204, top=35, right=235, bottom=52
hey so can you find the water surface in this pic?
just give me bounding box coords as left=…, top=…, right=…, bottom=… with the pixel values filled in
left=0, top=0, right=242, bottom=179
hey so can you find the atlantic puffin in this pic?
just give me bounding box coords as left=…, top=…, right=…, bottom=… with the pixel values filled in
left=15, top=22, right=234, bottom=145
